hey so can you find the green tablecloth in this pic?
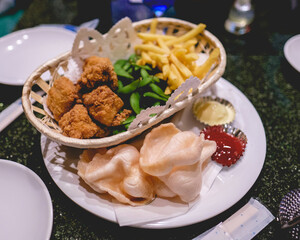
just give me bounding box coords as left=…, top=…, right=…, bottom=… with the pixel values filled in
left=0, top=0, right=299, bottom=239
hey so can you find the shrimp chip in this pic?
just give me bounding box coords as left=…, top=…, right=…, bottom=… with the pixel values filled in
left=140, top=123, right=216, bottom=202
left=78, top=144, right=154, bottom=206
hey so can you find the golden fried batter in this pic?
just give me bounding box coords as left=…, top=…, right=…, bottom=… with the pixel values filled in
left=94, top=125, right=111, bottom=138
left=111, top=109, right=132, bottom=126
left=77, top=56, right=118, bottom=92
left=82, top=85, right=124, bottom=126
left=59, top=104, right=102, bottom=139
left=47, top=76, right=78, bottom=121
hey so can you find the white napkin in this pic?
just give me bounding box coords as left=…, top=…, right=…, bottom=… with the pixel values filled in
left=114, top=197, right=189, bottom=227
left=113, top=160, right=222, bottom=227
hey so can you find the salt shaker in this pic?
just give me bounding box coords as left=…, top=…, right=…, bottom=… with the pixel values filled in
left=224, top=0, right=254, bottom=35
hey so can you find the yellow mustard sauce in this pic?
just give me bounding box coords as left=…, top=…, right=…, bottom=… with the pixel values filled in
left=193, top=100, right=235, bottom=125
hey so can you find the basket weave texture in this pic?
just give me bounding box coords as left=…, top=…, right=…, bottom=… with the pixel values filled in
left=22, top=17, right=226, bottom=149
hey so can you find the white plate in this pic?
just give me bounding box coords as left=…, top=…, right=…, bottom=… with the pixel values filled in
left=41, top=77, right=266, bottom=229
left=0, top=26, right=76, bottom=85
left=0, top=159, right=53, bottom=240
left=284, top=34, right=300, bottom=72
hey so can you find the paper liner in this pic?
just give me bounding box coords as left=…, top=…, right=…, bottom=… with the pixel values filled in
left=41, top=133, right=222, bottom=227
left=192, top=96, right=236, bottom=126
left=22, top=17, right=226, bottom=148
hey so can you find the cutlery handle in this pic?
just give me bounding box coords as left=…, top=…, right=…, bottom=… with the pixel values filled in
left=0, top=91, right=43, bottom=133
left=0, top=97, right=23, bottom=133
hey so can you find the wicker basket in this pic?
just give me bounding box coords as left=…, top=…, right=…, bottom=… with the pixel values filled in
left=22, top=17, right=226, bottom=149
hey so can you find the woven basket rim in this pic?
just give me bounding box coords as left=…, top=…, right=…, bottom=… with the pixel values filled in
left=22, top=17, right=227, bottom=149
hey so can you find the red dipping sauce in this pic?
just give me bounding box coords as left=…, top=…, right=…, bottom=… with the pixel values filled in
left=201, top=125, right=247, bottom=167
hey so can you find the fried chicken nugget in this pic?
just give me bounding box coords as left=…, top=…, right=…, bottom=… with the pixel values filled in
left=77, top=56, right=118, bottom=92
left=82, top=85, right=124, bottom=127
left=59, top=104, right=108, bottom=139
left=111, top=109, right=132, bottom=127
left=47, top=76, right=78, bottom=121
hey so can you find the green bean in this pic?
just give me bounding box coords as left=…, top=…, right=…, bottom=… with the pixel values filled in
left=114, top=64, right=133, bottom=79
left=152, top=76, right=160, bottom=82
left=143, top=92, right=168, bottom=102
left=140, top=68, right=149, bottom=79
left=114, top=59, right=127, bottom=68
left=122, top=115, right=135, bottom=125
left=118, top=79, right=140, bottom=94
left=124, top=123, right=131, bottom=129
left=149, top=83, right=169, bottom=99
left=139, top=76, right=152, bottom=88
left=118, top=80, right=124, bottom=89
left=132, top=63, right=151, bottom=71
left=112, top=129, right=126, bottom=135
left=129, top=54, right=138, bottom=63
left=130, top=92, right=142, bottom=114
left=153, top=101, right=161, bottom=106
left=123, top=62, right=131, bottom=71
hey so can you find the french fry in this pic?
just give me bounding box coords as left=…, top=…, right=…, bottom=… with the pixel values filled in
left=137, top=33, right=176, bottom=41
left=141, top=51, right=152, bottom=62
left=134, top=44, right=169, bottom=54
left=137, top=51, right=153, bottom=66
left=170, top=63, right=184, bottom=84
left=157, top=38, right=169, bottom=51
left=150, top=18, right=158, bottom=33
left=168, top=70, right=183, bottom=90
left=164, top=86, right=172, bottom=95
left=155, top=72, right=164, bottom=80
left=169, top=53, right=193, bottom=79
left=185, top=53, right=199, bottom=61
left=193, top=47, right=220, bottom=80
left=134, top=19, right=219, bottom=92
left=148, top=52, right=169, bottom=67
left=183, top=38, right=198, bottom=50
left=165, top=23, right=206, bottom=46
left=172, top=48, right=187, bottom=57
left=162, top=64, right=170, bottom=79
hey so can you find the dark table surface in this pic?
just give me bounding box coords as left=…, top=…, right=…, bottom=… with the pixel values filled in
left=0, top=0, right=299, bottom=239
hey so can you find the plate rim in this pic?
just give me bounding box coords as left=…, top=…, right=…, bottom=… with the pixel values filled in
left=41, top=77, right=266, bottom=229
left=284, top=34, right=300, bottom=72
left=0, top=159, right=53, bottom=238
left=0, top=26, right=76, bottom=86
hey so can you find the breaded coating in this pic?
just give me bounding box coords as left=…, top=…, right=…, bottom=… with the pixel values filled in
left=77, top=56, right=118, bottom=92
left=83, top=56, right=105, bottom=69
left=111, top=109, right=132, bottom=126
left=94, top=125, right=111, bottom=138
left=82, top=85, right=124, bottom=126
left=59, top=104, right=100, bottom=139
left=47, top=76, right=78, bottom=121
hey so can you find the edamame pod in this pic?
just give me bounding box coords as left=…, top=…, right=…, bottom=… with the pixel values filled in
left=114, top=65, right=133, bottom=79
left=149, top=83, right=170, bottom=99
left=118, top=79, right=140, bottom=94
left=118, top=80, right=124, bottom=89
left=130, top=92, right=142, bottom=114
left=143, top=92, right=168, bottom=102
left=140, top=68, right=149, bottom=79
left=139, top=76, right=153, bottom=87
left=153, top=101, right=161, bottom=106
left=122, top=115, right=135, bottom=125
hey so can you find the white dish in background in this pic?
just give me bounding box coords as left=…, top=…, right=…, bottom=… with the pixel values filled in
left=284, top=34, right=300, bottom=72
left=41, top=77, right=266, bottom=229
left=0, top=26, right=76, bottom=86
left=0, top=159, right=53, bottom=240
